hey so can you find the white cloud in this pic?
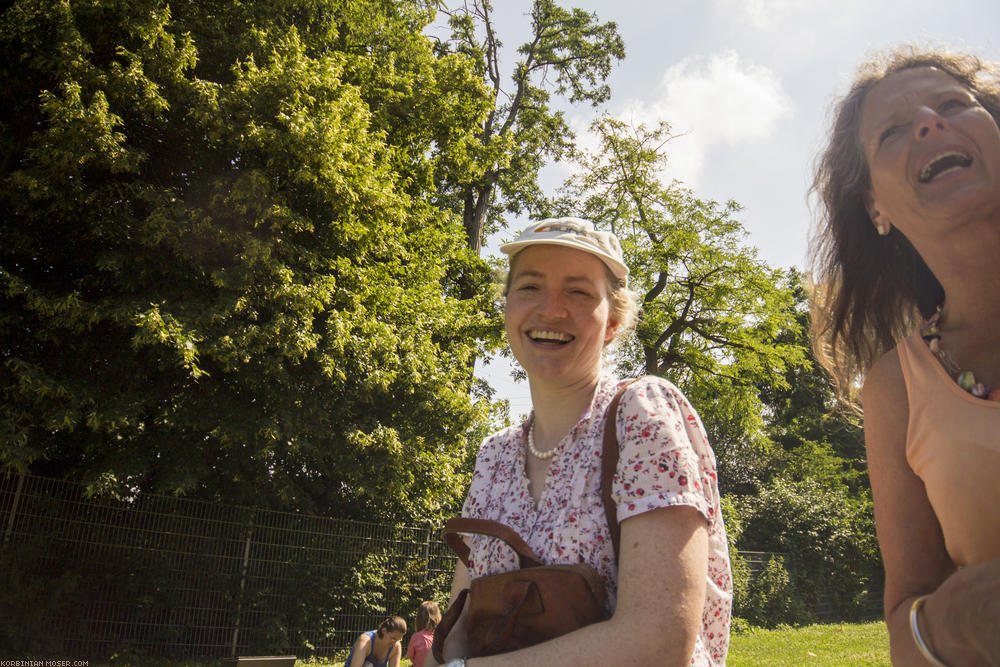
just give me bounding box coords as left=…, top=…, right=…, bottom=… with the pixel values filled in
left=612, top=50, right=794, bottom=188
left=706, top=0, right=879, bottom=72
left=711, top=0, right=846, bottom=33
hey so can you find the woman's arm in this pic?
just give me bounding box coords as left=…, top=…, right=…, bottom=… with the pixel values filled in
left=405, top=635, right=415, bottom=661
left=388, top=640, right=403, bottom=667
left=449, top=559, right=471, bottom=604
left=445, top=505, right=707, bottom=667
left=605, top=504, right=708, bottom=664
left=347, top=633, right=372, bottom=667
left=863, top=350, right=1000, bottom=664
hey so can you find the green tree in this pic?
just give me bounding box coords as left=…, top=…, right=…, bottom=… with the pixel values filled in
left=729, top=273, right=879, bottom=624
left=734, top=477, right=880, bottom=624
left=758, top=271, right=867, bottom=491
left=558, top=116, right=806, bottom=491
left=0, top=0, right=496, bottom=521
left=434, top=0, right=626, bottom=258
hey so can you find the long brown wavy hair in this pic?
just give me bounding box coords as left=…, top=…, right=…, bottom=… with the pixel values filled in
left=810, top=45, right=1000, bottom=402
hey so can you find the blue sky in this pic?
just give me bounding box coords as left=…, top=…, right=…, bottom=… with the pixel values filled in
left=470, top=0, right=1000, bottom=414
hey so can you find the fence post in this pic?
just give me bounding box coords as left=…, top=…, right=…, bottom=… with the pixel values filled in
left=422, top=523, right=434, bottom=586
left=3, top=472, right=26, bottom=546
left=231, top=515, right=255, bottom=657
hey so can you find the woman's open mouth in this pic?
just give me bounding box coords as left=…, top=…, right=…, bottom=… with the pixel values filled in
left=527, top=329, right=574, bottom=344
left=918, top=151, right=973, bottom=183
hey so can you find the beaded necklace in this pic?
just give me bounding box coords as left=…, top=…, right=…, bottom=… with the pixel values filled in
left=526, top=419, right=560, bottom=459
left=921, top=305, right=1000, bottom=401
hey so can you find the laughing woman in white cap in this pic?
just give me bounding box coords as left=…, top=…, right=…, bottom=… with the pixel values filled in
left=432, top=218, right=732, bottom=667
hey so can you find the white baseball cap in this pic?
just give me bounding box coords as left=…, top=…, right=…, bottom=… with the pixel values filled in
left=500, top=217, right=629, bottom=286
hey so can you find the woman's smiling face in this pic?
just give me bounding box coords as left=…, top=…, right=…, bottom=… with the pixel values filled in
left=504, top=244, right=618, bottom=389
left=860, top=66, right=1000, bottom=237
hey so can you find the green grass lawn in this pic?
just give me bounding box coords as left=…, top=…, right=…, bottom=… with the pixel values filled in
left=306, top=621, right=890, bottom=666
left=727, top=621, right=890, bottom=666
left=88, top=621, right=891, bottom=665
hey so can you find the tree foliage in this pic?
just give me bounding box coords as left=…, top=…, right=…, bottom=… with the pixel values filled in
left=734, top=477, right=880, bottom=623
left=758, top=272, right=867, bottom=490
left=434, top=0, right=625, bottom=257
left=732, top=274, right=876, bottom=624
left=0, top=0, right=498, bottom=521
left=557, top=117, right=806, bottom=490
left=0, top=0, right=886, bottom=637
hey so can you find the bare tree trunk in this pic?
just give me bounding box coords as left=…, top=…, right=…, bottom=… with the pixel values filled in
left=462, top=182, right=493, bottom=258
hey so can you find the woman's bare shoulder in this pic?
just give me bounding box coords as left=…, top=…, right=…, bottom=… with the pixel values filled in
left=863, top=346, right=906, bottom=406
left=862, top=345, right=910, bottom=461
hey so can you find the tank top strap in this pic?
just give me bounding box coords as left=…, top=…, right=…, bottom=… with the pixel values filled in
left=896, top=331, right=924, bottom=404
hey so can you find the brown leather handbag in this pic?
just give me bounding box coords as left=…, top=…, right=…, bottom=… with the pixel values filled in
left=431, top=385, right=631, bottom=662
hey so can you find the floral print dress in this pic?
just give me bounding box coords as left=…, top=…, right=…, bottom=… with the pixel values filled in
left=461, top=374, right=732, bottom=665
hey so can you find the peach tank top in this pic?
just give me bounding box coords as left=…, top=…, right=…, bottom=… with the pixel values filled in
left=897, top=331, right=1000, bottom=567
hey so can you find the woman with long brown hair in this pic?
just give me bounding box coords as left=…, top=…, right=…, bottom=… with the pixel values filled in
left=812, top=46, right=1000, bottom=664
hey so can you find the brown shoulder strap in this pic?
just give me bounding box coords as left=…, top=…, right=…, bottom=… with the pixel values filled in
left=443, top=517, right=544, bottom=569
left=601, top=380, right=636, bottom=564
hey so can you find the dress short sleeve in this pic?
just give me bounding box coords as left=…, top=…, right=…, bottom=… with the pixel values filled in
left=613, top=376, right=720, bottom=525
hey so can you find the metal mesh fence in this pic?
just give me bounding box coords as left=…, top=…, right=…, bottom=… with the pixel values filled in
left=0, top=473, right=455, bottom=660
left=0, top=472, right=882, bottom=660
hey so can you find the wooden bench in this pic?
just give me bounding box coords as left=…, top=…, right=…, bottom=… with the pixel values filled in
left=221, top=657, right=297, bottom=667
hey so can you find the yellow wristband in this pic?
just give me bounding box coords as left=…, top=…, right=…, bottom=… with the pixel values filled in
left=910, top=595, right=949, bottom=667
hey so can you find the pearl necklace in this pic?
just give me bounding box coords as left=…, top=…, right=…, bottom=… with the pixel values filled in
left=922, top=305, right=1000, bottom=401
left=526, top=419, right=559, bottom=459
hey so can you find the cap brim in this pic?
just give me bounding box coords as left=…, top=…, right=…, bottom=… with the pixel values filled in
left=500, top=238, right=629, bottom=282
